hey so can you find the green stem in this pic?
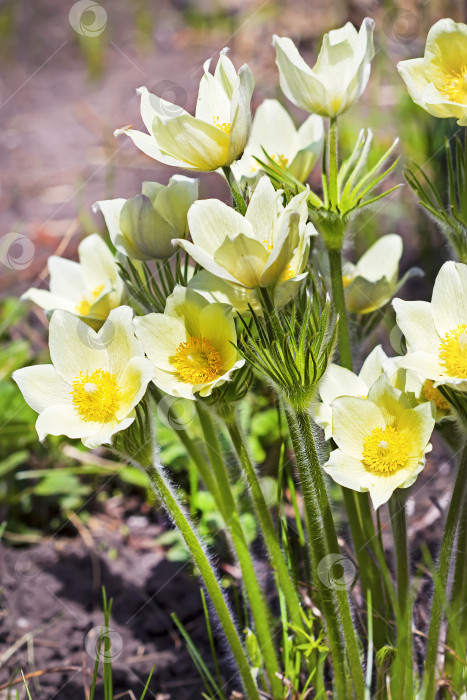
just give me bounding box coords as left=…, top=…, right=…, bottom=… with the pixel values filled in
left=329, top=117, right=339, bottom=209
left=388, top=490, right=412, bottom=700
left=444, top=503, right=467, bottom=694
left=142, top=461, right=260, bottom=700
left=422, top=440, right=467, bottom=699
left=328, top=245, right=391, bottom=648
left=286, top=406, right=365, bottom=700
left=328, top=246, right=352, bottom=370
left=222, top=408, right=303, bottom=627
left=222, top=165, right=247, bottom=216
left=196, top=405, right=282, bottom=697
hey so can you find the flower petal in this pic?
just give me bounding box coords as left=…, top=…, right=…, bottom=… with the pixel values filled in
left=152, top=114, right=229, bottom=171
left=393, top=298, right=440, bottom=353
left=36, top=404, right=101, bottom=441
left=116, top=356, right=155, bottom=419
left=49, top=311, right=110, bottom=383
left=188, top=199, right=253, bottom=254
left=431, top=260, right=467, bottom=337
left=13, top=365, right=71, bottom=414
left=134, top=312, right=187, bottom=371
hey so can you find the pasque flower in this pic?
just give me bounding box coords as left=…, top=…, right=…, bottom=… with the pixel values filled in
left=273, top=18, right=375, bottom=118
left=115, top=49, right=254, bottom=171
left=394, top=261, right=467, bottom=391
left=175, top=176, right=315, bottom=304
left=342, top=234, right=417, bottom=314
left=323, top=375, right=435, bottom=509
left=13, top=307, right=155, bottom=448
left=313, top=345, right=387, bottom=439
left=94, top=175, right=198, bottom=260
left=22, top=234, right=124, bottom=327
left=134, top=286, right=245, bottom=399
left=398, top=19, right=467, bottom=125
left=232, top=98, right=323, bottom=184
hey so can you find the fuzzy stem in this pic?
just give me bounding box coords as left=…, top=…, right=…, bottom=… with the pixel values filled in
left=142, top=460, right=260, bottom=699
left=328, top=245, right=391, bottom=648
left=286, top=406, right=365, bottom=700
left=221, top=407, right=303, bottom=628
left=222, top=165, right=247, bottom=216
left=422, top=440, right=467, bottom=699
left=329, top=117, right=339, bottom=209
left=388, top=490, right=413, bottom=700
left=444, top=503, right=467, bottom=693
left=196, top=405, right=282, bottom=697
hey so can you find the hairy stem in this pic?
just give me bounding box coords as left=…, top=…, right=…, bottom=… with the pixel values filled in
left=141, top=459, right=260, bottom=699
left=222, top=408, right=303, bottom=627
left=286, top=406, right=365, bottom=700
left=329, top=117, right=339, bottom=209
left=388, top=490, right=413, bottom=700
left=422, top=440, right=467, bottom=699
left=196, top=405, right=282, bottom=697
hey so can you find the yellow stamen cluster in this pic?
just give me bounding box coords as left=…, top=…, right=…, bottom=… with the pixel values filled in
left=75, top=284, right=105, bottom=316
left=422, top=379, right=450, bottom=411
left=172, top=336, right=222, bottom=384
left=362, top=426, right=409, bottom=476
left=271, top=153, right=289, bottom=168
left=439, top=324, right=467, bottom=378
left=441, top=66, right=467, bottom=103
left=71, top=368, right=120, bottom=422
left=212, top=116, right=231, bottom=135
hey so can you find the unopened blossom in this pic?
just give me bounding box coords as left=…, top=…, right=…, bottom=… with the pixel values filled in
left=273, top=18, right=375, bottom=118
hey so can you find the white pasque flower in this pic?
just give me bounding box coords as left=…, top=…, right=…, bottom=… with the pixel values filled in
left=94, top=175, right=198, bottom=260
left=115, top=49, right=254, bottom=171
left=22, top=234, right=124, bottom=327
left=398, top=19, right=467, bottom=126
left=134, top=287, right=244, bottom=400
left=343, top=234, right=418, bottom=314
left=273, top=18, right=375, bottom=118
left=394, top=260, right=467, bottom=392
left=323, top=375, right=435, bottom=509
left=313, top=345, right=388, bottom=439
left=13, top=307, right=155, bottom=448
left=232, top=98, right=323, bottom=184
left=174, top=176, right=315, bottom=307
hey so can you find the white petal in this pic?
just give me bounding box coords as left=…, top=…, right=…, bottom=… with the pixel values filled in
left=116, top=356, right=155, bottom=419
left=134, top=313, right=187, bottom=372
left=323, top=449, right=367, bottom=491
left=13, top=365, right=71, bottom=414
left=431, top=261, right=467, bottom=337
left=48, top=256, right=85, bottom=300
left=318, top=363, right=368, bottom=405
left=36, top=404, right=101, bottom=441
left=393, top=298, right=440, bottom=353
left=48, top=311, right=110, bottom=383
left=99, top=306, right=144, bottom=377
left=188, top=199, right=253, bottom=254
left=332, top=396, right=385, bottom=459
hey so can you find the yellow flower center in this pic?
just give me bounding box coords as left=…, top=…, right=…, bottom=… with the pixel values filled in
left=70, top=368, right=120, bottom=422
left=342, top=274, right=353, bottom=289
left=439, top=324, right=467, bottom=378
left=362, top=426, right=409, bottom=476
left=422, top=379, right=450, bottom=411
left=75, top=284, right=105, bottom=316
left=172, top=336, right=222, bottom=384
left=441, top=66, right=467, bottom=103
left=212, top=116, right=231, bottom=135
left=250, top=153, right=289, bottom=174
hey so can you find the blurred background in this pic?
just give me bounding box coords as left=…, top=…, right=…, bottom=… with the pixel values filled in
left=0, top=1, right=466, bottom=698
